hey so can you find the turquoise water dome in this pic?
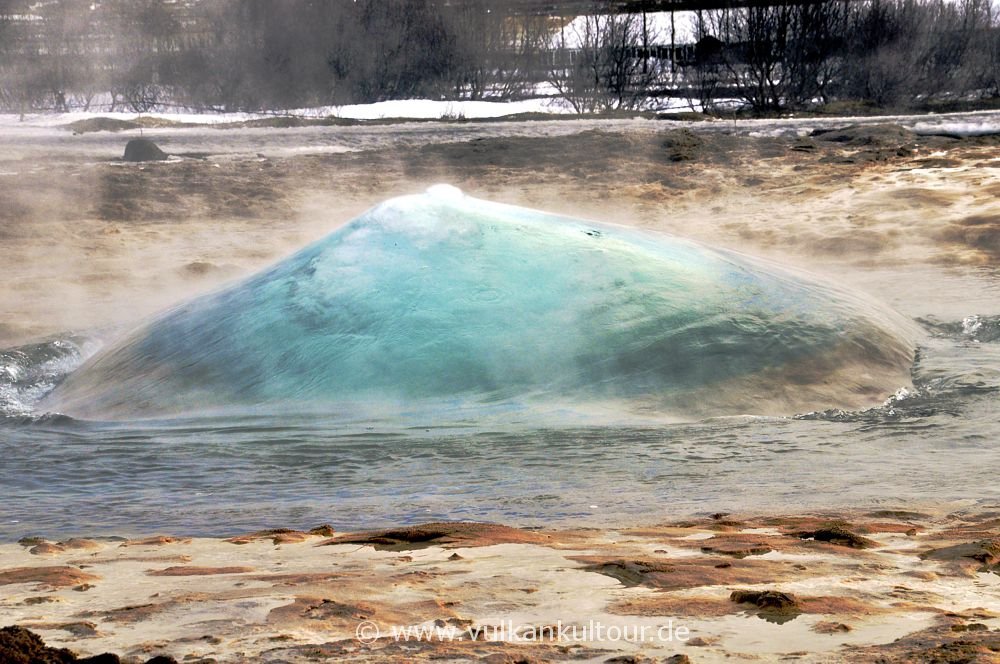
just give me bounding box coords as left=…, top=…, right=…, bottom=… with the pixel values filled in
left=45, top=186, right=916, bottom=421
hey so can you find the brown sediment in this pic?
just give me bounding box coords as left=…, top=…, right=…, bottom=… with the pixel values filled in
left=29, top=539, right=102, bottom=556
left=145, top=566, right=255, bottom=576
left=610, top=595, right=738, bottom=617
left=58, top=539, right=102, bottom=551
left=224, top=528, right=317, bottom=545
left=686, top=534, right=779, bottom=558
left=95, top=603, right=168, bottom=624
left=19, top=621, right=100, bottom=638
left=267, top=597, right=381, bottom=624
left=623, top=513, right=920, bottom=559
left=0, top=566, right=99, bottom=588
left=68, top=555, right=193, bottom=565
left=30, top=542, right=67, bottom=555
left=843, top=616, right=1000, bottom=663
left=919, top=539, right=1000, bottom=577
left=795, top=526, right=878, bottom=549
left=266, top=596, right=458, bottom=636
left=813, top=620, right=853, bottom=634
left=754, top=514, right=920, bottom=535
left=247, top=572, right=345, bottom=586
left=611, top=591, right=886, bottom=619
left=258, top=637, right=611, bottom=663
left=318, top=521, right=556, bottom=550
left=120, top=537, right=191, bottom=547
left=570, top=555, right=822, bottom=591
left=0, top=508, right=997, bottom=662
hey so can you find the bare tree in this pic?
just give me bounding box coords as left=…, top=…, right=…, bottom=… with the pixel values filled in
left=684, top=13, right=729, bottom=113
left=549, top=9, right=663, bottom=113
left=920, top=0, right=994, bottom=102
left=0, top=0, right=28, bottom=114
left=327, top=0, right=457, bottom=104
left=702, top=3, right=843, bottom=113
left=705, top=5, right=791, bottom=112
left=446, top=1, right=550, bottom=100
left=972, top=0, right=1000, bottom=97
left=782, top=1, right=848, bottom=106
left=834, top=0, right=977, bottom=109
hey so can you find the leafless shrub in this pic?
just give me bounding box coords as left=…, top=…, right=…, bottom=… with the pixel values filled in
left=446, top=2, right=550, bottom=100
left=549, top=9, right=664, bottom=113
left=836, top=0, right=995, bottom=109
left=698, top=1, right=846, bottom=113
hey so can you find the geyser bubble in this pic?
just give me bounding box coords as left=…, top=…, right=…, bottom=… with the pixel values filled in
left=43, top=191, right=917, bottom=421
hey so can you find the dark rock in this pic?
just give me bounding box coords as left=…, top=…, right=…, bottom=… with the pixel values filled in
left=77, top=655, right=120, bottom=664
left=665, top=656, right=693, bottom=664
left=144, top=656, right=179, bottom=664
left=730, top=589, right=801, bottom=624
left=661, top=129, right=702, bottom=162
left=813, top=621, right=852, bottom=634
left=811, top=123, right=916, bottom=147
left=0, top=566, right=100, bottom=588
left=921, top=539, right=1000, bottom=566
left=123, top=138, right=168, bottom=162
left=876, top=637, right=1000, bottom=663
left=23, top=597, right=58, bottom=605
left=730, top=589, right=799, bottom=611
left=790, top=138, right=818, bottom=152
left=17, top=537, right=46, bottom=547
left=43, top=622, right=99, bottom=638
left=321, top=522, right=550, bottom=551
left=29, top=543, right=66, bottom=555
left=797, top=526, right=877, bottom=549
left=910, top=157, right=963, bottom=169
left=181, top=261, right=216, bottom=276
left=866, top=509, right=931, bottom=520
left=0, top=625, right=121, bottom=662
left=698, top=535, right=773, bottom=558
left=0, top=625, right=76, bottom=663
left=577, top=554, right=802, bottom=592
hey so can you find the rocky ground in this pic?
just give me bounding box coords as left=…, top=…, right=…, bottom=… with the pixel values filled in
left=0, top=510, right=998, bottom=663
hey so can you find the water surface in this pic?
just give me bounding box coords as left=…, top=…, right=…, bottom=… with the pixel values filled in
left=2, top=266, right=997, bottom=541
